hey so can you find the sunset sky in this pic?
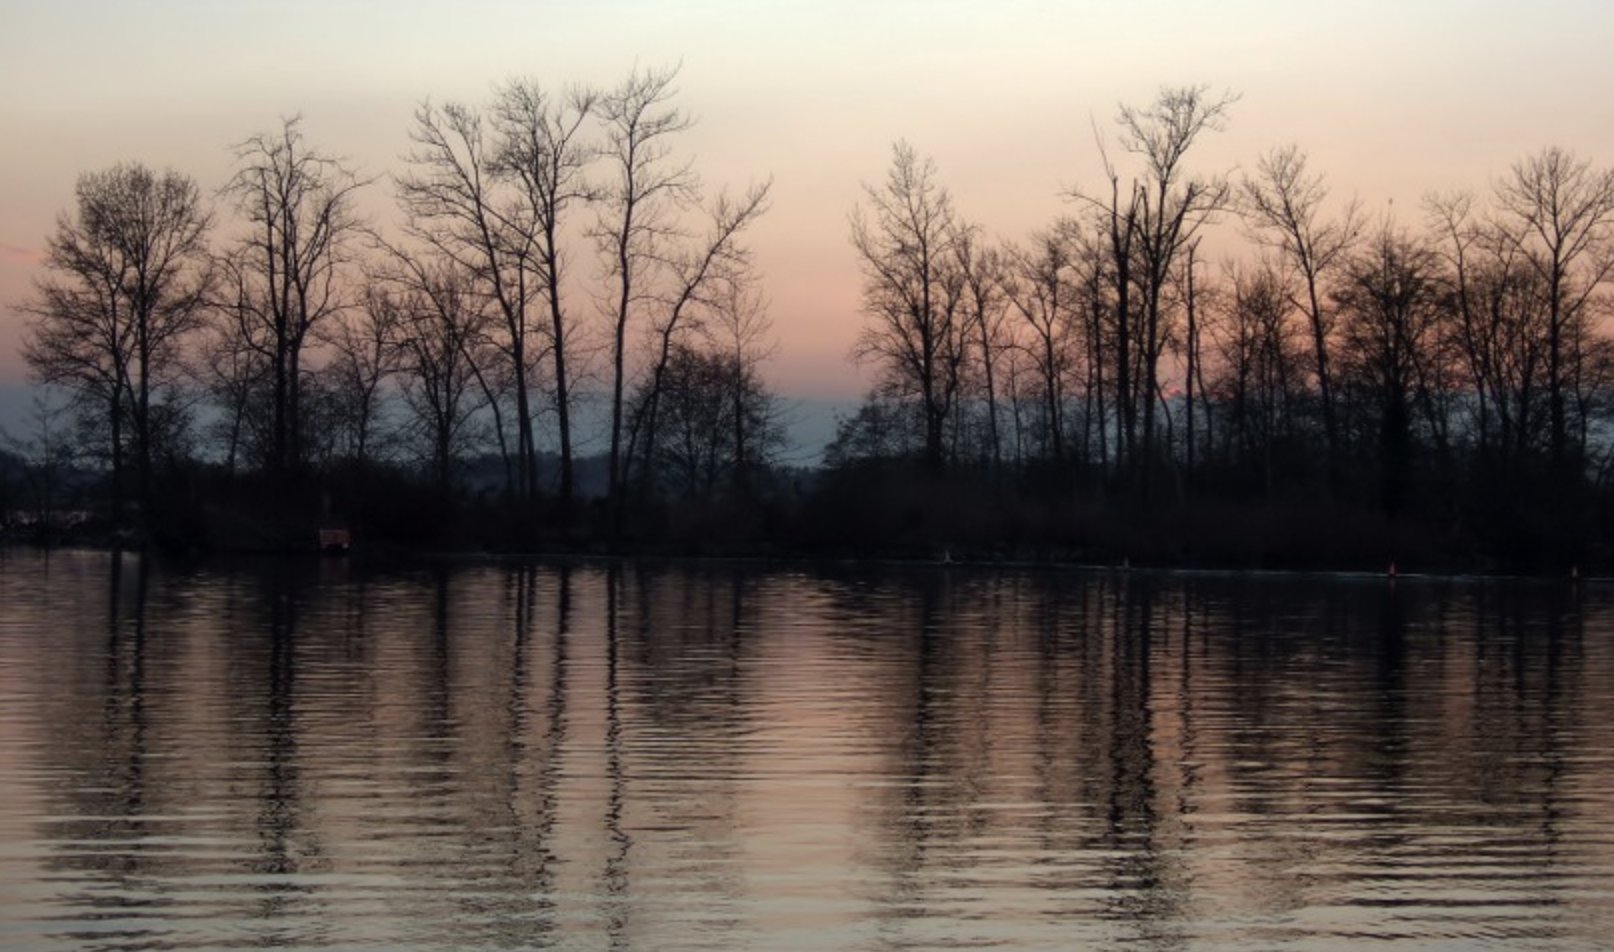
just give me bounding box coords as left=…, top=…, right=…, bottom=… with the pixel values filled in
left=3, top=0, right=1613, bottom=404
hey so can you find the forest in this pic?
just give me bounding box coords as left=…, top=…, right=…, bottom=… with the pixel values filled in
left=5, top=72, right=1614, bottom=572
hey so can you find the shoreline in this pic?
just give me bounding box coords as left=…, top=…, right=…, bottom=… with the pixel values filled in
left=3, top=540, right=1595, bottom=585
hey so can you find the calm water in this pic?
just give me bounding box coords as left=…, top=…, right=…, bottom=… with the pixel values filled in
left=3, top=551, right=1614, bottom=950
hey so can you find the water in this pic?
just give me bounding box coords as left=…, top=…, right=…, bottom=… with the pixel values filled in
left=3, top=550, right=1614, bottom=950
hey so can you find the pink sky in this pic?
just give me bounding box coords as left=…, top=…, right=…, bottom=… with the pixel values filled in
left=3, top=0, right=1613, bottom=400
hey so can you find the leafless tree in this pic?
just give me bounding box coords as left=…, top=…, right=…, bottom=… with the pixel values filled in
left=1003, top=225, right=1078, bottom=462
left=951, top=228, right=1011, bottom=472
left=193, top=317, right=266, bottom=475
left=1118, top=85, right=1237, bottom=475
left=851, top=141, right=966, bottom=471
left=318, top=287, right=403, bottom=468
left=823, top=391, right=924, bottom=468
left=1179, top=239, right=1211, bottom=479
left=23, top=163, right=212, bottom=526
left=222, top=117, right=365, bottom=480
left=628, top=183, right=771, bottom=496
left=385, top=263, right=491, bottom=498
left=398, top=99, right=544, bottom=501
left=493, top=79, right=597, bottom=512
left=1427, top=190, right=1548, bottom=472
left=1240, top=144, right=1363, bottom=478
left=1333, top=223, right=1448, bottom=512
left=1493, top=147, right=1614, bottom=473
left=594, top=65, right=700, bottom=503
left=1212, top=260, right=1304, bottom=494
left=1075, top=132, right=1140, bottom=474
left=1066, top=224, right=1112, bottom=471
left=634, top=338, right=782, bottom=501
left=700, top=269, right=780, bottom=491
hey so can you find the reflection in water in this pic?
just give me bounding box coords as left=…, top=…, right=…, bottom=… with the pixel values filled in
left=604, top=564, right=631, bottom=948
left=3, top=551, right=1614, bottom=949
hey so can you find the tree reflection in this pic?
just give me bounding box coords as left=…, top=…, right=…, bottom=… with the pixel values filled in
left=11, top=560, right=1614, bottom=950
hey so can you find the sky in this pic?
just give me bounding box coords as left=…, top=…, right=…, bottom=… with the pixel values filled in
left=3, top=0, right=1613, bottom=407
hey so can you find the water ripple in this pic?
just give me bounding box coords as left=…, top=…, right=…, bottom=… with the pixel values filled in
left=3, top=552, right=1614, bottom=949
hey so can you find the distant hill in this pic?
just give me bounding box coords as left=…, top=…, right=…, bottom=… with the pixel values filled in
left=0, top=385, right=40, bottom=438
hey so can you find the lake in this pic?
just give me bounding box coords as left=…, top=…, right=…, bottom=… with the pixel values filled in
left=2, top=549, right=1613, bottom=950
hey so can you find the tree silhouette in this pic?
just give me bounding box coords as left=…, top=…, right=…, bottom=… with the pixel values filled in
left=852, top=141, right=966, bottom=472
left=23, top=163, right=211, bottom=529
left=221, top=118, right=366, bottom=482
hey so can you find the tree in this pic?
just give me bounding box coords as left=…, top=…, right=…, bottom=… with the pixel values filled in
left=701, top=271, right=779, bottom=493
left=1117, top=85, right=1236, bottom=475
left=22, top=163, right=212, bottom=528
left=1067, top=224, right=1112, bottom=471
left=851, top=141, right=966, bottom=471
left=1493, top=147, right=1614, bottom=474
left=592, top=65, right=771, bottom=525
left=824, top=394, right=924, bottom=468
left=1426, top=190, right=1550, bottom=477
left=193, top=316, right=264, bottom=477
left=1333, top=225, right=1447, bottom=513
left=628, top=183, right=771, bottom=499
left=594, top=65, right=699, bottom=505
left=1180, top=239, right=1212, bottom=481
left=318, top=287, right=402, bottom=468
left=1240, top=145, right=1363, bottom=479
left=1212, top=260, right=1304, bottom=496
left=222, top=117, right=366, bottom=481
left=385, top=263, right=490, bottom=499
left=398, top=99, right=543, bottom=502
left=1071, top=87, right=1234, bottom=484
left=492, top=79, right=597, bottom=514
left=1080, top=136, right=1141, bottom=475
left=633, top=340, right=782, bottom=501
left=1003, top=225, right=1078, bottom=462
left=951, top=228, right=1011, bottom=472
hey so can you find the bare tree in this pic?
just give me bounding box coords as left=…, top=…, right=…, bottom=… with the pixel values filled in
left=1240, top=144, right=1363, bottom=478
left=1212, top=259, right=1304, bottom=495
left=1074, top=132, right=1140, bottom=474
left=398, top=99, right=544, bottom=502
left=1066, top=224, right=1112, bottom=472
left=1333, top=224, right=1447, bottom=513
left=594, top=65, right=700, bottom=504
left=386, top=263, right=490, bottom=499
left=1493, top=147, right=1614, bottom=473
left=1426, top=190, right=1550, bottom=473
left=193, top=318, right=263, bottom=476
left=634, top=338, right=782, bottom=501
left=628, top=183, right=771, bottom=496
left=23, top=162, right=212, bottom=527
left=851, top=141, right=965, bottom=472
left=318, top=287, right=403, bottom=468
left=223, top=117, right=365, bottom=480
left=951, top=228, right=1011, bottom=472
left=1118, top=85, right=1237, bottom=475
left=1180, top=239, right=1211, bottom=480
left=493, top=79, right=597, bottom=513
left=700, top=270, right=780, bottom=492
left=1003, top=225, right=1078, bottom=462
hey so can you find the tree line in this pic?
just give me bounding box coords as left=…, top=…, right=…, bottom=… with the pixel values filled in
left=8, top=78, right=1614, bottom=568
left=827, top=86, right=1614, bottom=569
left=7, top=67, right=783, bottom=550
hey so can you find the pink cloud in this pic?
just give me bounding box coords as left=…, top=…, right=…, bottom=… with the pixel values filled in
left=0, top=242, right=43, bottom=264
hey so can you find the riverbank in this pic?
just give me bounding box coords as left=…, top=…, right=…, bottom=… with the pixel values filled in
left=5, top=461, right=1602, bottom=577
